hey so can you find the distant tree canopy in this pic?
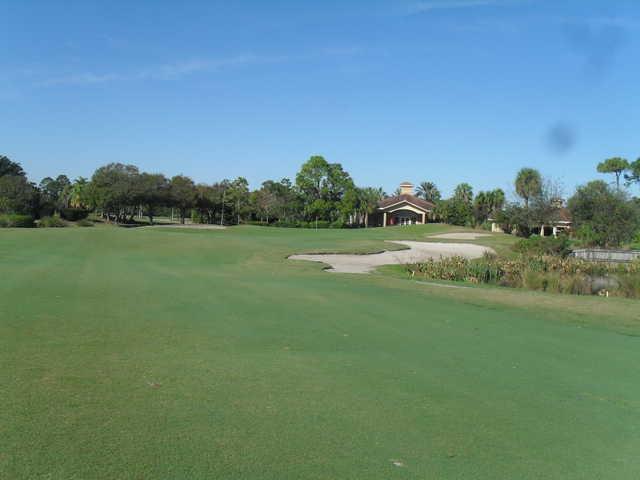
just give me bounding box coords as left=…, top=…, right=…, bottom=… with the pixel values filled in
left=568, top=180, right=640, bottom=247
left=169, top=175, right=197, bottom=224
left=597, top=157, right=629, bottom=189
left=295, top=156, right=355, bottom=222
left=515, top=168, right=542, bottom=208
left=623, top=158, right=640, bottom=187
left=0, top=156, right=26, bottom=178
left=89, top=163, right=142, bottom=222
left=4, top=150, right=640, bottom=247
left=434, top=183, right=474, bottom=226
left=0, top=174, right=38, bottom=215
left=416, top=181, right=441, bottom=202
left=0, top=155, right=38, bottom=215
left=137, top=173, right=169, bottom=225
left=473, top=189, right=505, bottom=225
left=495, top=172, right=567, bottom=237
left=39, top=155, right=381, bottom=227
left=39, top=175, right=72, bottom=213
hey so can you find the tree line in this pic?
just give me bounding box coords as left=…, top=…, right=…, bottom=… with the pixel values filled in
left=0, top=153, right=512, bottom=228
left=0, top=155, right=388, bottom=228
left=1, top=153, right=639, bottom=247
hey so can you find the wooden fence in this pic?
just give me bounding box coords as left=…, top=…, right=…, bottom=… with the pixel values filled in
left=571, top=249, right=640, bottom=263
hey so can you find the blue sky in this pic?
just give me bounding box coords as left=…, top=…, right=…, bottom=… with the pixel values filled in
left=1, top=0, right=639, bottom=198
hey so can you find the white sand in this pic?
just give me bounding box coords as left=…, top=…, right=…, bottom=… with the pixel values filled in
left=288, top=240, right=495, bottom=274
left=147, top=224, right=226, bottom=229
left=428, top=232, right=492, bottom=240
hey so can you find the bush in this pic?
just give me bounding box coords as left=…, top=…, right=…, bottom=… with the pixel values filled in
left=0, top=214, right=35, bottom=228
left=60, top=208, right=89, bottom=221
left=514, top=235, right=571, bottom=257
left=272, top=219, right=333, bottom=229
left=568, top=180, right=640, bottom=247
left=244, top=220, right=270, bottom=226
left=38, top=215, right=66, bottom=228
left=76, top=219, right=94, bottom=227
left=523, top=270, right=546, bottom=291
left=614, top=275, right=640, bottom=298
left=273, top=220, right=301, bottom=228
left=479, top=221, right=493, bottom=231
left=559, top=275, right=592, bottom=296
left=330, top=219, right=346, bottom=229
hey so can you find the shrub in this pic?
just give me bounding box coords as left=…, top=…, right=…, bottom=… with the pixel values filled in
left=244, top=220, right=270, bottom=226
left=479, top=221, right=492, bottom=231
left=514, top=235, right=571, bottom=257
left=614, top=274, right=640, bottom=298
left=523, top=270, right=546, bottom=291
left=38, top=215, right=66, bottom=228
left=568, top=180, right=640, bottom=247
left=0, top=214, right=35, bottom=228
left=60, top=208, right=89, bottom=221
left=559, top=275, right=592, bottom=296
left=76, top=218, right=94, bottom=227
left=272, top=219, right=333, bottom=228
left=545, top=273, right=562, bottom=294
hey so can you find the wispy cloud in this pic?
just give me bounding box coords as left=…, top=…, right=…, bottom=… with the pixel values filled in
left=411, top=0, right=497, bottom=13
left=37, top=55, right=280, bottom=87
left=36, top=48, right=360, bottom=87
left=409, top=0, right=521, bottom=14
left=563, top=16, right=640, bottom=30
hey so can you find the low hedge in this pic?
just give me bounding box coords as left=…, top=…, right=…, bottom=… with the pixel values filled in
left=272, top=220, right=337, bottom=229
left=0, top=214, right=35, bottom=228
left=39, top=216, right=66, bottom=228
left=246, top=219, right=349, bottom=229
left=60, top=208, right=90, bottom=221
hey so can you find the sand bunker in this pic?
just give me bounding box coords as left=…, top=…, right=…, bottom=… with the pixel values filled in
left=429, top=232, right=491, bottom=240
left=289, top=240, right=495, bottom=274
left=148, top=224, right=226, bottom=230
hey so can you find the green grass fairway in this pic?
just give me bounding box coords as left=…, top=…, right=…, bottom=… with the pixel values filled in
left=2, top=225, right=639, bottom=479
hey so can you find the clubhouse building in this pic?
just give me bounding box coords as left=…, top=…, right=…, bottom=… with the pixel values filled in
left=369, top=182, right=435, bottom=227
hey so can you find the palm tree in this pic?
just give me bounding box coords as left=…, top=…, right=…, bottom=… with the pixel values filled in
left=359, top=187, right=384, bottom=227
left=489, top=189, right=505, bottom=213
left=454, top=183, right=473, bottom=204
left=515, top=168, right=542, bottom=208
left=68, top=177, right=89, bottom=208
left=416, top=181, right=441, bottom=202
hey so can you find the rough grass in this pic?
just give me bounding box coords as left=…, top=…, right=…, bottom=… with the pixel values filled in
left=1, top=225, right=639, bottom=479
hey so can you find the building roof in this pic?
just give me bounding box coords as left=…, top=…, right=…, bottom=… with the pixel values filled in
left=377, top=194, right=435, bottom=212
left=555, top=207, right=572, bottom=223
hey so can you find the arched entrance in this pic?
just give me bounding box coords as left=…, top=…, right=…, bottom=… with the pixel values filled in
left=390, top=209, right=420, bottom=226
